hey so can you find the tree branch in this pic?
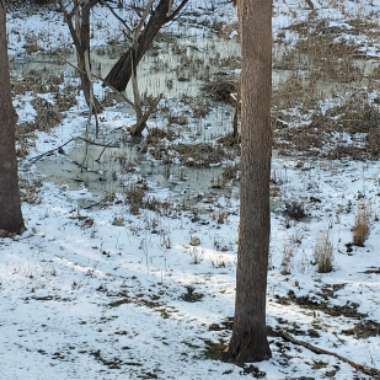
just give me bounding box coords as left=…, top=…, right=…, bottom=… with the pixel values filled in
left=29, top=136, right=119, bottom=163
left=167, top=0, right=189, bottom=21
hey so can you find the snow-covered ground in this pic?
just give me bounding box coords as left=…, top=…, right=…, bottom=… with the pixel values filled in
left=1, top=1, right=380, bottom=379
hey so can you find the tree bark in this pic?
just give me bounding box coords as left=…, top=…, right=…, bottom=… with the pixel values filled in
left=226, top=0, right=272, bottom=362
left=77, top=2, right=101, bottom=113
left=0, top=0, right=24, bottom=234
left=104, top=0, right=173, bottom=91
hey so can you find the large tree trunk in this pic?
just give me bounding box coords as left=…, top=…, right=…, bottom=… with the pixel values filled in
left=226, top=0, right=272, bottom=362
left=104, top=0, right=172, bottom=91
left=0, top=1, right=24, bottom=234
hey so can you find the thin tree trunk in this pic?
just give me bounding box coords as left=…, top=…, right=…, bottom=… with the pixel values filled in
left=62, top=0, right=101, bottom=113
left=0, top=0, right=24, bottom=234
left=226, top=0, right=272, bottom=362
left=104, top=0, right=172, bottom=91
left=78, top=2, right=101, bottom=113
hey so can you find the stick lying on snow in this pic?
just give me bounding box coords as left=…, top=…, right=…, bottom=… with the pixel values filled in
left=268, top=327, right=380, bottom=379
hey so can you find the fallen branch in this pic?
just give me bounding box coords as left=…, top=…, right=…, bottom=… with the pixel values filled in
left=268, top=327, right=380, bottom=379
left=81, top=194, right=115, bottom=210
left=29, top=136, right=119, bottom=163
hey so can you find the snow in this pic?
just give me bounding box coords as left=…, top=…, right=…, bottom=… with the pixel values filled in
left=2, top=0, right=380, bottom=379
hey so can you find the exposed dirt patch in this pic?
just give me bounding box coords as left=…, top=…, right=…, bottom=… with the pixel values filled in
left=12, top=73, right=63, bottom=95
left=342, top=320, right=380, bottom=339
left=172, top=143, right=230, bottom=167
left=202, top=78, right=237, bottom=104
left=275, top=290, right=367, bottom=320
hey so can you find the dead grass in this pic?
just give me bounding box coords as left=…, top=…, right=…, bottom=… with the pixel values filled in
left=24, top=33, right=39, bottom=54
left=281, top=243, right=294, bottom=275
left=168, top=114, right=188, bottom=126
left=15, top=96, right=63, bottom=157
left=273, top=74, right=319, bottom=111
left=285, top=201, right=306, bottom=221
left=353, top=202, right=371, bottom=247
left=31, top=97, right=62, bottom=131
left=143, top=196, right=171, bottom=215
left=125, top=184, right=148, bottom=215
left=202, top=78, right=237, bottom=104
left=172, top=143, right=229, bottom=167
left=222, top=163, right=239, bottom=183
left=314, top=232, right=334, bottom=273
left=12, top=73, right=64, bottom=95
left=274, top=92, right=380, bottom=159
left=146, top=127, right=176, bottom=145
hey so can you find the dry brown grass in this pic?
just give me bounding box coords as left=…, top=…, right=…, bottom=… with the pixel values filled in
left=314, top=232, right=334, bottom=273
left=353, top=202, right=371, bottom=247
left=125, top=184, right=147, bottom=215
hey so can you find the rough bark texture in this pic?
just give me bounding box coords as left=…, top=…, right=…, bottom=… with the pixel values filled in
left=226, top=0, right=272, bottom=362
left=0, top=1, right=24, bottom=233
left=104, top=0, right=172, bottom=91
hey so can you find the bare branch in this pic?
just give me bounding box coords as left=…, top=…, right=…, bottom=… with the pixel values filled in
left=167, top=0, right=189, bottom=22
left=29, top=136, right=119, bottom=163
left=99, top=0, right=133, bottom=35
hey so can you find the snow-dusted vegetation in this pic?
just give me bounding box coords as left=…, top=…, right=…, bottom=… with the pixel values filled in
left=1, top=0, right=380, bottom=379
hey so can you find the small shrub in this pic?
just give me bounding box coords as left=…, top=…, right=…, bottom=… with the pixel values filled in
left=314, top=233, right=333, bottom=273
